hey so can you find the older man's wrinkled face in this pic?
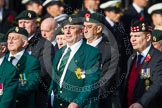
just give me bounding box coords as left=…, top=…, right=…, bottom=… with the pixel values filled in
left=63, top=25, right=82, bottom=46
left=18, top=19, right=37, bottom=36
left=130, top=32, right=151, bottom=53
left=83, top=22, right=97, bottom=40
left=7, top=33, right=28, bottom=53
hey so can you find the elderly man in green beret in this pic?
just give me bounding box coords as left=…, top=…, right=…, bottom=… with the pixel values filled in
left=0, top=33, right=19, bottom=108
left=81, top=12, right=119, bottom=108
left=6, top=26, right=40, bottom=108
left=16, top=10, right=54, bottom=108
left=49, top=15, right=101, bottom=108
left=152, top=30, right=162, bottom=52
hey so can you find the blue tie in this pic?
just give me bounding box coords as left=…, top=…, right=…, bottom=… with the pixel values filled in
left=137, top=54, right=143, bottom=68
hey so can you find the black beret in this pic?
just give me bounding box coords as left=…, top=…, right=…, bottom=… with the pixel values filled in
left=6, top=27, right=28, bottom=37
left=61, top=15, right=83, bottom=27
left=15, top=10, right=37, bottom=20
left=130, top=19, right=152, bottom=32
left=55, top=26, right=64, bottom=36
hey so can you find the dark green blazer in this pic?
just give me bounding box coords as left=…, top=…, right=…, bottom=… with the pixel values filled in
left=49, top=41, right=101, bottom=108
left=6, top=52, right=40, bottom=108
left=0, top=57, right=18, bottom=108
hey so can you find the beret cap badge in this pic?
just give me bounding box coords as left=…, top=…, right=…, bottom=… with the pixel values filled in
left=85, top=13, right=91, bottom=21
left=15, top=27, right=19, bottom=32
left=115, top=2, right=120, bottom=8
left=68, top=17, right=72, bottom=22
left=153, top=36, right=156, bottom=41
left=142, top=23, right=146, bottom=31
left=28, top=13, right=32, bottom=18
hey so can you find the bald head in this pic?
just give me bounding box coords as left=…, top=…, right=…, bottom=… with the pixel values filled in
left=41, top=17, right=58, bottom=41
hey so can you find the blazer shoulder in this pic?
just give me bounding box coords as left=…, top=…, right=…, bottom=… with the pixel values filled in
left=3, top=58, right=16, bottom=70
left=24, top=52, right=39, bottom=63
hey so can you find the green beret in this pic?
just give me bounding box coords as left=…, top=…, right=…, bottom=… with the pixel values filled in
left=61, top=15, right=83, bottom=27
left=152, top=30, right=162, bottom=42
left=7, top=27, right=28, bottom=37
left=0, top=33, right=6, bottom=43
left=55, top=26, right=64, bottom=36
left=78, top=11, right=105, bottom=24
left=15, top=10, right=37, bottom=20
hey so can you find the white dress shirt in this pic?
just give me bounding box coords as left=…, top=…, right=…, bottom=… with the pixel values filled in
left=87, top=36, right=102, bottom=47
left=8, top=50, right=25, bottom=66
left=51, top=39, right=83, bottom=106
left=137, top=44, right=151, bottom=63
left=106, top=17, right=115, bottom=27
left=0, top=8, right=3, bottom=22
left=58, top=39, right=83, bottom=88
left=0, top=56, right=4, bottom=66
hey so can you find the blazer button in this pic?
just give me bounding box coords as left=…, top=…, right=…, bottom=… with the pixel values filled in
left=60, top=90, right=62, bottom=93
left=60, top=103, right=63, bottom=106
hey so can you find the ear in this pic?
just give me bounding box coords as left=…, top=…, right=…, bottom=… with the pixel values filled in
left=1, top=46, right=7, bottom=53
left=146, top=33, right=152, bottom=42
left=96, top=25, right=102, bottom=33
left=22, top=40, right=28, bottom=48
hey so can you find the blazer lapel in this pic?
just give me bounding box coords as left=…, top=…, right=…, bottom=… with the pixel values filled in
left=135, top=46, right=154, bottom=83
left=126, top=53, right=136, bottom=79
left=64, top=42, right=85, bottom=81
left=16, top=53, right=26, bottom=73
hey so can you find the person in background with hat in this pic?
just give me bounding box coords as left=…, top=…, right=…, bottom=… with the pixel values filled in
left=55, top=26, right=67, bottom=49
left=121, top=0, right=150, bottom=35
left=5, top=26, right=40, bottom=108
left=43, top=0, right=68, bottom=23
left=100, top=0, right=122, bottom=32
left=0, top=33, right=19, bottom=108
left=152, top=29, right=162, bottom=52
left=15, top=10, right=54, bottom=108
left=148, top=3, right=162, bottom=29
left=82, top=12, right=119, bottom=108
left=49, top=15, right=101, bottom=108
left=99, top=1, right=133, bottom=103
left=40, top=17, right=59, bottom=50
left=21, top=0, right=44, bottom=17
left=21, top=0, right=44, bottom=27
left=121, top=19, right=162, bottom=108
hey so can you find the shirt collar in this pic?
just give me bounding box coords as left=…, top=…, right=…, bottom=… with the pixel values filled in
left=87, top=36, right=102, bottom=47
left=28, top=34, right=35, bottom=41
left=0, top=56, right=4, bottom=66
left=106, top=17, right=115, bottom=27
left=9, top=50, right=25, bottom=61
left=133, top=3, right=143, bottom=13
left=137, top=44, right=151, bottom=57
left=67, top=39, right=83, bottom=52
left=52, top=39, right=57, bottom=46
